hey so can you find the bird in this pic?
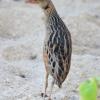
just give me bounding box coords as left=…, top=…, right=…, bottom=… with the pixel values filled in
left=26, top=0, right=72, bottom=99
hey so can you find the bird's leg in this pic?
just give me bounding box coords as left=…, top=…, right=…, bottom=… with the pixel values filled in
left=45, top=72, right=49, bottom=96
left=48, top=79, right=55, bottom=100
left=42, top=72, right=49, bottom=99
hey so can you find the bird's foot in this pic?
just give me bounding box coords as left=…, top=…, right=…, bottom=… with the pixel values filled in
left=41, top=93, right=48, bottom=98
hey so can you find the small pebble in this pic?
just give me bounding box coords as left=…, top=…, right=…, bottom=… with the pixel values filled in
left=19, top=74, right=26, bottom=78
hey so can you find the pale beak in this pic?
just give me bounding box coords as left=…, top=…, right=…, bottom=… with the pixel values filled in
left=26, top=0, right=38, bottom=4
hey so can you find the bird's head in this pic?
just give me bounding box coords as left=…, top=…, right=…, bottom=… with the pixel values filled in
left=26, top=0, right=51, bottom=9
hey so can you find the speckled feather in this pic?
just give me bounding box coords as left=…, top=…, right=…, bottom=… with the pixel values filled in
left=43, top=5, right=72, bottom=88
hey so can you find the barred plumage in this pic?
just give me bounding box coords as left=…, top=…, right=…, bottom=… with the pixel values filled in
left=26, top=0, right=72, bottom=99
left=44, top=10, right=72, bottom=86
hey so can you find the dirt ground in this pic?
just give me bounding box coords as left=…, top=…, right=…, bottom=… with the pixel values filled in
left=0, top=0, right=100, bottom=100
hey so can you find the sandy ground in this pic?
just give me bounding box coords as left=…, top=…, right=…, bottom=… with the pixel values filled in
left=0, top=0, right=100, bottom=100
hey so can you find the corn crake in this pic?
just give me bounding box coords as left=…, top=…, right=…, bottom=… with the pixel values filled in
left=26, top=0, right=72, bottom=99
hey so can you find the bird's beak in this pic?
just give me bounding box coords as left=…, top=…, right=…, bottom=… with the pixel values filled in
left=26, top=0, right=38, bottom=4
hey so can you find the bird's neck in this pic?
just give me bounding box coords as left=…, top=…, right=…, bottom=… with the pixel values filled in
left=42, top=0, right=57, bottom=17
